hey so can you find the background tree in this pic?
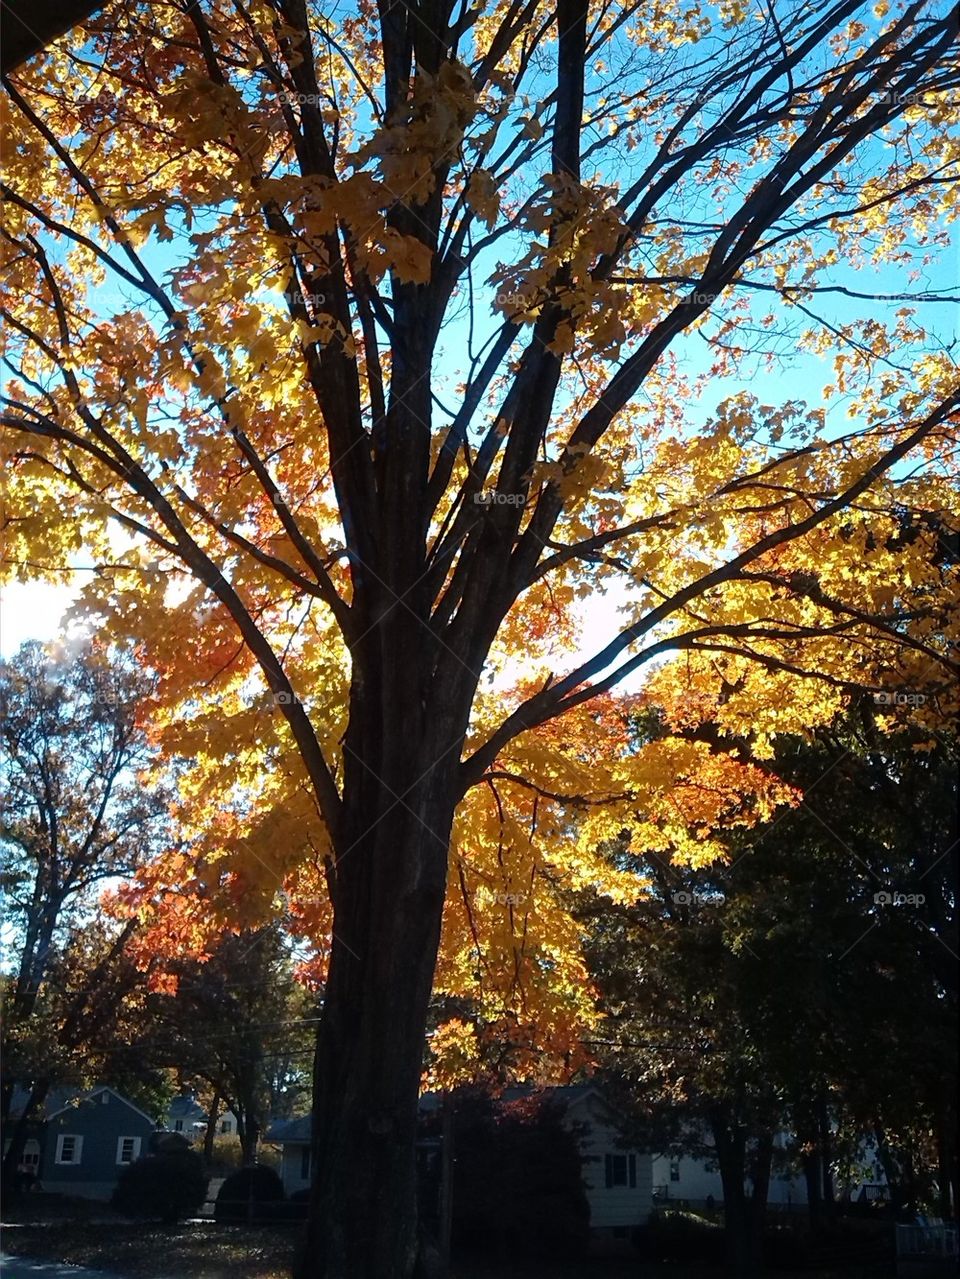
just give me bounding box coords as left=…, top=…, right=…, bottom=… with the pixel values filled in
left=0, top=639, right=168, bottom=1184
left=2, top=2, right=958, bottom=1274
left=145, top=925, right=314, bottom=1166
left=584, top=844, right=787, bottom=1276
left=741, top=710, right=959, bottom=1221
left=586, top=704, right=958, bottom=1274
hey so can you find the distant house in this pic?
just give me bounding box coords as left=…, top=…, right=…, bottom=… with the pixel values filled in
left=651, top=1128, right=890, bottom=1211
left=652, top=1140, right=808, bottom=1209
left=266, top=1112, right=312, bottom=1196
left=268, top=1085, right=652, bottom=1236
left=536, top=1086, right=652, bottom=1233
left=5, top=1085, right=159, bottom=1201
left=165, top=1093, right=240, bottom=1138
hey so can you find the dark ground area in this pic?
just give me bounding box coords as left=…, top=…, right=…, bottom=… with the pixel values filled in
left=0, top=1221, right=899, bottom=1279
left=0, top=1196, right=902, bottom=1279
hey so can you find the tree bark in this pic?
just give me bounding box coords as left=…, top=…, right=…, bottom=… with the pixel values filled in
left=294, top=706, right=462, bottom=1279
left=203, top=1091, right=221, bottom=1169
left=239, top=1113, right=261, bottom=1168
left=712, top=1114, right=772, bottom=1279
left=802, top=1150, right=822, bottom=1230
left=816, top=1091, right=835, bottom=1221
left=1, top=1079, right=49, bottom=1193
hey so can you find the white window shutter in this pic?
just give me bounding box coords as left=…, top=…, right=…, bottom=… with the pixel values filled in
left=117, top=1136, right=141, bottom=1164
left=57, top=1134, right=83, bottom=1164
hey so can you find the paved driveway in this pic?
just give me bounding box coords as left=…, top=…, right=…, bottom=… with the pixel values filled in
left=1, top=1256, right=125, bottom=1278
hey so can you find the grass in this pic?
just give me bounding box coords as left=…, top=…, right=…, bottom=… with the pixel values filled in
left=0, top=1223, right=723, bottom=1279
left=0, top=1212, right=898, bottom=1279
left=1, top=1221, right=294, bottom=1278
left=0, top=1202, right=899, bottom=1273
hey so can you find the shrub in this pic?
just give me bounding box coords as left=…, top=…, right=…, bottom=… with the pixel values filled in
left=214, top=1164, right=285, bottom=1222
left=447, top=1095, right=590, bottom=1259
left=112, top=1149, right=208, bottom=1223
left=266, top=1191, right=310, bottom=1222
left=282, top=1188, right=311, bottom=1220
left=206, top=1136, right=281, bottom=1176
left=632, top=1209, right=724, bottom=1264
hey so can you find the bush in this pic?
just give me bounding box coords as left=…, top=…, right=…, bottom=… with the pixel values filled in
left=206, top=1136, right=281, bottom=1176
left=265, top=1190, right=310, bottom=1222
left=206, top=1135, right=243, bottom=1174
left=280, top=1188, right=311, bottom=1221
left=632, top=1209, right=724, bottom=1264
left=214, top=1164, right=285, bottom=1222
left=447, top=1095, right=591, bottom=1259
left=112, top=1149, right=208, bottom=1223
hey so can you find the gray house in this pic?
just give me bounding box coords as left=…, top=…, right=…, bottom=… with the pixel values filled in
left=37, top=1086, right=158, bottom=1200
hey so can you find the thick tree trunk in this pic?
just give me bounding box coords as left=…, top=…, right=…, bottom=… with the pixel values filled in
left=1, top=1080, right=49, bottom=1193
left=713, top=1116, right=772, bottom=1279
left=203, top=1092, right=221, bottom=1168
left=749, top=1133, right=774, bottom=1234
left=295, top=732, right=460, bottom=1279
left=239, top=1113, right=261, bottom=1168
left=802, top=1149, right=822, bottom=1230
left=816, top=1091, right=835, bottom=1221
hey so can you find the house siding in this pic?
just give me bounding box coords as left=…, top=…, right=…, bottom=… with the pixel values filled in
left=652, top=1131, right=808, bottom=1208
left=272, top=1093, right=653, bottom=1230
left=564, top=1095, right=652, bottom=1230
left=280, top=1142, right=311, bottom=1196
left=40, top=1089, right=156, bottom=1201
left=165, top=1096, right=240, bottom=1137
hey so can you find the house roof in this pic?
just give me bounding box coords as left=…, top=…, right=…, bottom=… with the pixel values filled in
left=267, top=1114, right=312, bottom=1143
left=267, top=1085, right=607, bottom=1146
left=45, top=1086, right=159, bottom=1128
left=167, top=1095, right=207, bottom=1120
left=7, top=1086, right=79, bottom=1121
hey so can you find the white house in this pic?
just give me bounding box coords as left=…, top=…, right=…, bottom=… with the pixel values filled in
left=561, top=1087, right=652, bottom=1233
left=267, top=1086, right=652, bottom=1235
left=652, top=1140, right=808, bottom=1210
left=165, top=1093, right=240, bottom=1139
left=651, top=1128, right=892, bottom=1211
left=266, top=1112, right=312, bottom=1195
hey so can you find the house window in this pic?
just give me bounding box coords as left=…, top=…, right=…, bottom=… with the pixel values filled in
left=174, top=1120, right=183, bottom=1132
left=604, top=1153, right=637, bottom=1188
left=116, top=1137, right=142, bottom=1165
left=608, top=1154, right=627, bottom=1186
left=300, top=1147, right=311, bottom=1181
left=55, top=1134, right=84, bottom=1165
left=670, top=1160, right=681, bottom=1182
left=220, top=1120, right=232, bottom=1134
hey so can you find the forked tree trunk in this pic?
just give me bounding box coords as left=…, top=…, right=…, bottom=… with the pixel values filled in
left=713, top=1117, right=773, bottom=1279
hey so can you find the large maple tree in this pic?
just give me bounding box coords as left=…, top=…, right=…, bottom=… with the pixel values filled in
left=2, top=1, right=958, bottom=1275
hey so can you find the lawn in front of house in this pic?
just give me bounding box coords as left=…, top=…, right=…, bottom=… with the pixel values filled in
left=0, top=1216, right=897, bottom=1279
left=0, top=1222, right=294, bottom=1279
